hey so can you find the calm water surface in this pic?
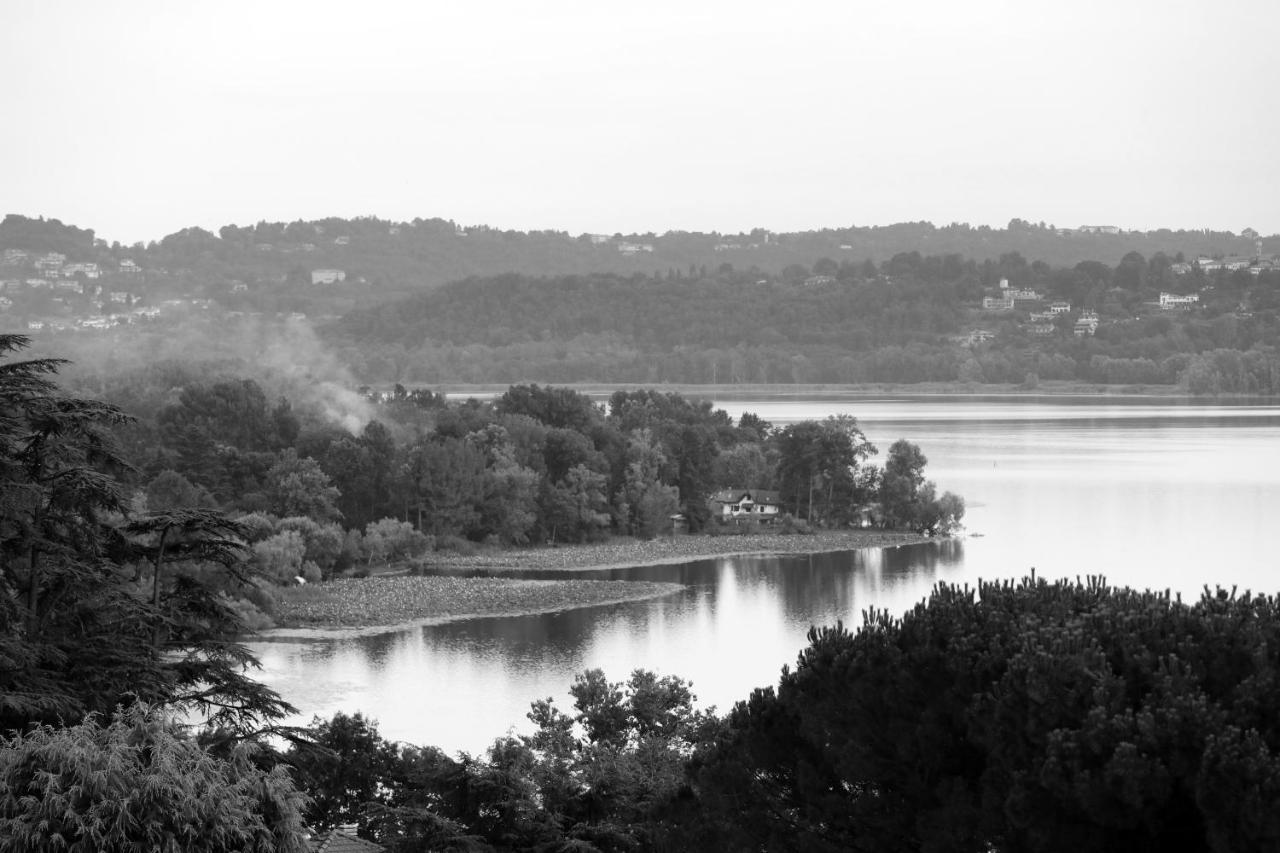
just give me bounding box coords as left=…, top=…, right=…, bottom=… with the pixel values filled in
left=251, top=397, right=1280, bottom=754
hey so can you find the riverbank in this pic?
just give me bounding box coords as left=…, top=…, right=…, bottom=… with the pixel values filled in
left=267, top=576, right=684, bottom=639
left=423, top=530, right=933, bottom=573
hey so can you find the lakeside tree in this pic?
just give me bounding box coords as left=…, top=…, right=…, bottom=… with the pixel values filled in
left=879, top=439, right=966, bottom=533
left=774, top=416, right=876, bottom=524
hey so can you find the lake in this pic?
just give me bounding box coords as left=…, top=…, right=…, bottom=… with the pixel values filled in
left=250, top=396, right=1280, bottom=754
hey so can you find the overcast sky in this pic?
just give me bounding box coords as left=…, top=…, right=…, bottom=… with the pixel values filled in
left=3, top=0, right=1276, bottom=244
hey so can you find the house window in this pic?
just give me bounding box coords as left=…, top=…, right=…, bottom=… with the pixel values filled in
left=730, top=504, right=740, bottom=513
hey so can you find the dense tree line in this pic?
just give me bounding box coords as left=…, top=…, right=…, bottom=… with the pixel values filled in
left=329, top=255, right=1280, bottom=391
left=106, top=373, right=962, bottom=554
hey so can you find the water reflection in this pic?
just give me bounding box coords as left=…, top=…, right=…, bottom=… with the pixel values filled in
left=251, top=542, right=964, bottom=754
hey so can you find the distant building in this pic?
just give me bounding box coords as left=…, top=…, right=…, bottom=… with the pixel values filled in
left=2, top=249, right=29, bottom=265
left=1078, top=225, right=1121, bottom=235
left=1159, top=292, right=1199, bottom=309
left=963, top=329, right=995, bottom=345
left=617, top=242, right=654, bottom=255
left=1170, top=262, right=1193, bottom=275
left=983, top=295, right=1013, bottom=311
left=1029, top=322, right=1056, bottom=336
left=108, top=291, right=131, bottom=303
left=1074, top=311, right=1100, bottom=336
left=1048, top=301, right=1071, bottom=314
left=35, top=253, right=65, bottom=273
left=1196, top=257, right=1223, bottom=272
left=804, top=275, right=836, bottom=286
left=26, top=278, right=51, bottom=288
left=588, top=234, right=612, bottom=245
left=0, top=296, right=13, bottom=310
left=63, top=262, right=101, bottom=279
left=310, top=269, right=346, bottom=285
left=334, top=235, right=350, bottom=245
left=118, top=259, right=141, bottom=274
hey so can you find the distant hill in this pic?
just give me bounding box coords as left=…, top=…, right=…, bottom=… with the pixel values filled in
left=2, top=213, right=1273, bottom=309
left=5, top=213, right=1279, bottom=394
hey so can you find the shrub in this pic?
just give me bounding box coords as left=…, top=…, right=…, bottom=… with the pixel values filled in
left=0, top=703, right=309, bottom=852
left=692, top=576, right=1280, bottom=852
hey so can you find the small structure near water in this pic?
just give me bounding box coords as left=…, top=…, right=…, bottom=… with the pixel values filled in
left=708, top=489, right=783, bottom=526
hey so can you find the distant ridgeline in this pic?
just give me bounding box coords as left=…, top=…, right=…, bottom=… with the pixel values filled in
left=3, top=213, right=1279, bottom=392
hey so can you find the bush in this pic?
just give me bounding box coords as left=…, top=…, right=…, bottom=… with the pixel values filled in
left=0, top=703, right=309, bottom=852
left=692, top=576, right=1280, bottom=852
left=434, top=534, right=478, bottom=556
left=778, top=513, right=810, bottom=535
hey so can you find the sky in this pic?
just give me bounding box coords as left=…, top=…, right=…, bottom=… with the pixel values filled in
left=3, top=0, right=1277, bottom=244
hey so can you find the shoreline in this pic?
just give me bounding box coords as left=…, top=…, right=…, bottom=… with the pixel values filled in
left=261, top=576, right=685, bottom=641
left=257, top=531, right=941, bottom=640
left=421, top=530, right=935, bottom=574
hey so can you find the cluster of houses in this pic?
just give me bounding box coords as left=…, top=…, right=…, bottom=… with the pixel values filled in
left=981, top=279, right=1043, bottom=311
left=585, top=234, right=656, bottom=255
left=1169, top=242, right=1278, bottom=277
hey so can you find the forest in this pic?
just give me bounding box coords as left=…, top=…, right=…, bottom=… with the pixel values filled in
left=331, top=253, right=1280, bottom=392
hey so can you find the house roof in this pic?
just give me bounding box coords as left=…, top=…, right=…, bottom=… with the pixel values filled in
left=309, top=828, right=385, bottom=853
left=709, top=489, right=782, bottom=505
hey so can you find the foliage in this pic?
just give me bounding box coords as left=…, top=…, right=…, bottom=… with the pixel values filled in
left=774, top=415, right=876, bottom=524
left=690, top=576, right=1280, bottom=852
left=0, top=335, right=292, bottom=736
left=286, top=711, right=400, bottom=834
left=265, top=448, right=342, bottom=522
left=0, top=702, right=309, bottom=852
left=362, top=517, right=431, bottom=566
left=302, top=669, right=721, bottom=852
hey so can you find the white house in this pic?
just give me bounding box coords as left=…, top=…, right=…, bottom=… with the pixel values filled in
left=1159, top=292, right=1199, bottom=309
left=708, top=489, right=783, bottom=524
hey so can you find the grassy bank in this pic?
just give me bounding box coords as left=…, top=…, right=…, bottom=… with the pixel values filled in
left=423, top=530, right=933, bottom=573
left=268, top=575, right=684, bottom=638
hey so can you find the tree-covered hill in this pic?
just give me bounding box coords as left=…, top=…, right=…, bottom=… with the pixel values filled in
left=329, top=254, right=1280, bottom=391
